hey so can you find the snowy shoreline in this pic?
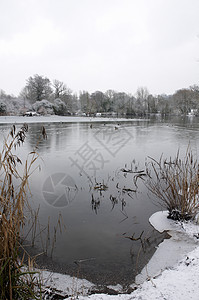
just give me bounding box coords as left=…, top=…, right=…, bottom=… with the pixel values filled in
left=39, top=211, right=199, bottom=299
left=0, top=115, right=147, bottom=124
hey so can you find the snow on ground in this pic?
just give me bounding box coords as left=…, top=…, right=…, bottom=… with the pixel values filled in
left=77, top=246, right=199, bottom=300
left=40, top=269, right=94, bottom=298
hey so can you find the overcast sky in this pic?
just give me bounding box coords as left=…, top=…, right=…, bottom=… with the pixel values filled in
left=0, top=0, right=199, bottom=97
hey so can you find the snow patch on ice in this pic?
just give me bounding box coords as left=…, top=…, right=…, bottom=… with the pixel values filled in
left=40, top=269, right=95, bottom=298
left=135, top=211, right=199, bottom=284
left=149, top=210, right=181, bottom=233
left=78, top=245, right=199, bottom=300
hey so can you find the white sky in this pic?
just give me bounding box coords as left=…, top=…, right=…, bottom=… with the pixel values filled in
left=0, top=0, right=199, bottom=96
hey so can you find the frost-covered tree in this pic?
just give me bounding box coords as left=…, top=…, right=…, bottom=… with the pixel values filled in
left=135, top=87, right=149, bottom=115
left=189, top=85, right=199, bottom=112
left=79, top=91, right=90, bottom=113
left=0, top=101, right=6, bottom=114
left=52, top=79, right=75, bottom=112
left=53, top=98, right=67, bottom=115
left=90, top=91, right=105, bottom=112
left=147, top=94, right=158, bottom=114
left=24, top=74, right=53, bottom=103
left=0, top=97, right=31, bottom=115
left=113, top=92, right=131, bottom=115
left=105, top=89, right=116, bottom=112
left=0, top=89, right=6, bottom=99
left=156, top=94, right=172, bottom=115
left=173, top=89, right=193, bottom=115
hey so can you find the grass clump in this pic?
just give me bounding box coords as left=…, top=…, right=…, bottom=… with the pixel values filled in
left=145, top=148, right=199, bottom=221
left=0, top=124, right=46, bottom=299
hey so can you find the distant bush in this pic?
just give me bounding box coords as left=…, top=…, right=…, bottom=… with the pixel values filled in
left=53, top=98, right=67, bottom=115
left=0, top=101, right=6, bottom=114
left=0, top=98, right=32, bottom=115
left=32, top=99, right=54, bottom=115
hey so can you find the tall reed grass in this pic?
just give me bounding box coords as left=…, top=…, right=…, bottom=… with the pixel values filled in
left=145, top=148, right=199, bottom=221
left=0, top=124, right=46, bottom=299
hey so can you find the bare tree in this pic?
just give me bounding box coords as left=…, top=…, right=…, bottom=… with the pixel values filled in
left=112, top=92, right=130, bottom=115
left=53, top=79, right=68, bottom=99
left=157, top=94, right=172, bottom=115
left=135, top=87, right=149, bottom=115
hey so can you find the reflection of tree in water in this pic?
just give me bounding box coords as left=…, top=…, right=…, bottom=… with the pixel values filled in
left=91, top=194, right=100, bottom=214
left=26, top=123, right=75, bottom=153
left=53, top=123, right=75, bottom=151
left=126, top=229, right=169, bottom=276
left=26, top=123, right=52, bottom=152
left=109, top=194, right=118, bottom=210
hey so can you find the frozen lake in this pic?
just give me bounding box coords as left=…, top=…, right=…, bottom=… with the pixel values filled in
left=1, top=115, right=199, bottom=286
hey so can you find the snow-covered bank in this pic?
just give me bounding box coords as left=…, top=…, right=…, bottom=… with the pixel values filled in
left=78, top=211, right=199, bottom=299
left=0, top=115, right=141, bottom=124
left=39, top=270, right=95, bottom=298
left=135, top=211, right=199, bottom=284
left=39, top=211, right=199, bottom=299
left=77, top=246, right=199, bottom=300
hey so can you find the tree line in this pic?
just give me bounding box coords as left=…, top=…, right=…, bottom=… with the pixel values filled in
left=1, top=74, right=199, bottom=116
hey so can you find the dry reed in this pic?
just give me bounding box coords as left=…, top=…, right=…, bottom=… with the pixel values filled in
left=0, top=123, right=47, bottom=299
left=145, top=148, right=199, bottom=221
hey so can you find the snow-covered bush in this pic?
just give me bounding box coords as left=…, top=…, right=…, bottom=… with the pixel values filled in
left=32, top=99, right=54, bottom=115
left=0, top=97, right=32, bottom=115
left=53, top=98, right=67, bottom=115
left=0, top=101, right=6, bottom=114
